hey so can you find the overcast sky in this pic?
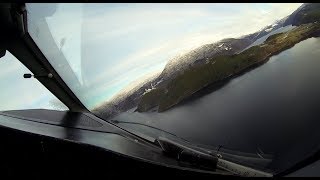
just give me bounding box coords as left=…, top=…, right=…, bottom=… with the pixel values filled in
left=0, top=3, right=302, bottom=111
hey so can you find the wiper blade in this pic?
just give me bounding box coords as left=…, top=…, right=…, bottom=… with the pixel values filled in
left=157, top=136, right=218, bottom=170
left=110, top=119, right=272, bottom=177
left=110, top=119, right=191, bottom=142
left=157, top=137, right=273, bottom=177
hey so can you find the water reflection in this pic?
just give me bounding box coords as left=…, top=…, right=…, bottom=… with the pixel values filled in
left=113, top=37, right=320, bottom=172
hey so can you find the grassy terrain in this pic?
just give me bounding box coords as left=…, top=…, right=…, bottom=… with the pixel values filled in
left=137, top=23, right=320, bottom=112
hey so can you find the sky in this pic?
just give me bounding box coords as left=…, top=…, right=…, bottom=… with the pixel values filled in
left=0, top=3, right=302, bottom=111
left=0, top=51, right=68, bottom=111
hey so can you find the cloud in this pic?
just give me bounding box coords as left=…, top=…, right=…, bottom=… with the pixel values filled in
left=85, top=3, right=303, bottom=85
left=24, top=3, right=304, bottom=110
left=83, top=4, right=213, bottom=43
left=80, top=3, right=304, bottom=109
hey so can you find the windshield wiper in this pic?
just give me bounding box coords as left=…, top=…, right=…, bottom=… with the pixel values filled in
left=110, top=119, right=273, bottom=177
left=109, top=119, right=191, bottom=142
left=157, top=136, right=273, bottom=177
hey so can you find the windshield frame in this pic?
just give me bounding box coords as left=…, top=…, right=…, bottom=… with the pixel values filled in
left=13, top=3, right=88, bottom=112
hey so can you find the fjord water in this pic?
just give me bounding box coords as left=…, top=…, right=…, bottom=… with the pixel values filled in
left=113, top=37, right=320, bottom=170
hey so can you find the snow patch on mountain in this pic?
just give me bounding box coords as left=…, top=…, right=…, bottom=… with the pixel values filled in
left=143, top=87, right=156, bottom=95
left=265, top=27, right=273, bottom=32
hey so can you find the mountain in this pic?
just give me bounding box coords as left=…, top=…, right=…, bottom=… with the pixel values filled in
left=157, top=6, right=298, bottom=87
left=137, top=3, right=320, bottom=113
left=92, top=71, right=162, bottom=118
left=284, top=3, right=320, bottom=26
left=95, top=3, right=320, bottom=117
left=160, top=38, right=253, bottom=84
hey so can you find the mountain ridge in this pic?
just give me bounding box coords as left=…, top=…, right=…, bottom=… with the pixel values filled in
left=94, top=3, right=320, bottom=118
left=137, top=22, right=320, bottom=112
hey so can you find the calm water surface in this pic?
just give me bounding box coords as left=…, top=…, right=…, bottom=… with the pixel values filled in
left=112, top=37, right=320, bottom=172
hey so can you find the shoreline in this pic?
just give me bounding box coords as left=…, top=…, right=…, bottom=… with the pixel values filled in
left=159, top=35, right=319, bottom=112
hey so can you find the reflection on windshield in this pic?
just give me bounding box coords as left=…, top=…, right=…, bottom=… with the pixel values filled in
left=26, top=3, right=320, bottom=174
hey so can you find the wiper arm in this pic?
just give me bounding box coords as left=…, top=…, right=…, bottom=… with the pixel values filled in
left=110, top=119, right=191, bottom=142
left=157, top=137, right=273, bottom=177
left=111, top=119, right=272, bottom=177
left=157, top=136, right=218, bottom=170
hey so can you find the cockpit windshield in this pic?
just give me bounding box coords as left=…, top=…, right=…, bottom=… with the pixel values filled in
left=25, top=3, right=320, bottom=174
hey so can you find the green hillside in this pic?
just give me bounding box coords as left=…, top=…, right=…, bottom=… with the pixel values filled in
left=137, top=23, right=320, bottom=112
